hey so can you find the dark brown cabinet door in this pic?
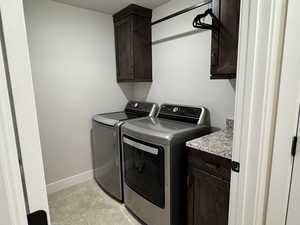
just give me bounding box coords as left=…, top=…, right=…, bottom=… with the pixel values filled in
left=210, top=0, right=240, bottom=79
left=188, top=168, right=230, bottom=225
left=187, top=174, right=195, bottom=225
left=132, top=15, right=152, bottom=81
left=114, top=17, right=134, bottom=81
left=113, top=4, right=152, bottom=82
left=187, top=148, right=231, bottom=225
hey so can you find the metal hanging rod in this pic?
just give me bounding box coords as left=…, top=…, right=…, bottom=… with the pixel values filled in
left=151, top=0, right=212, bottom=26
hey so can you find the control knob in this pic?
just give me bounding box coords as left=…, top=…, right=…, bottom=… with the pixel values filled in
left=173, top=107, right=179, bottom=113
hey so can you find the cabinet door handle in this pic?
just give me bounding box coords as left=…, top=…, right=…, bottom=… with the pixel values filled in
left=187, top=175, right=193, bottom=188
left=205, top=161, right=220, bottom=169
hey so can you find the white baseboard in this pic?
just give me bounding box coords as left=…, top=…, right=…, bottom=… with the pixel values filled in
left=47, top=170, right=93, bottom=195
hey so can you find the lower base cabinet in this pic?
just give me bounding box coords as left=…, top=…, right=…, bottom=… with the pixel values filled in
left=187, top=148, right=231, bottom=225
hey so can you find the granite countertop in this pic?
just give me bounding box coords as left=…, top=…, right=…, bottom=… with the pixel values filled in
left=186, top=119, right=233, bottom=160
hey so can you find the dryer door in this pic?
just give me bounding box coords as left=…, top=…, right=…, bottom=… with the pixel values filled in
left=123, top=136, right=165, bottom=208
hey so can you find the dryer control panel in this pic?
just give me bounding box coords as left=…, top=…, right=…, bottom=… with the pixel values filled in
left=158, top=104, right=206, bottom=124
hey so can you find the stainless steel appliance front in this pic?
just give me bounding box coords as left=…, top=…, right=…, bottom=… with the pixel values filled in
left=121, top=104, right=210, bottom=225
left=92, top=101, right=159, bottom=202
left=92, top=120, right=123, bottom=201
left=122, top=130, right=171, bottom=225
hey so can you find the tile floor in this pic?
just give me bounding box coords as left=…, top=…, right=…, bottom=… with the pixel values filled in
left=48, top=180, right=141, bottom=225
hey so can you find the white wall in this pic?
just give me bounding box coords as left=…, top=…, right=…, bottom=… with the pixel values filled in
left=23, top=0, right=235, bottom=186
left=23, top=0, right=132, bottom=184
left=134, top=0, right=236, bottom=129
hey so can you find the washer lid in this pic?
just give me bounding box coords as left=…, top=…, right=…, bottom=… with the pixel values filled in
left=122, top=117, right=208, bottom=140
left=93, top=112, right=141, bottom=126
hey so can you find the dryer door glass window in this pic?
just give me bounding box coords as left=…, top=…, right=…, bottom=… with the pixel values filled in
left=123, top=136, right=165, bottom=208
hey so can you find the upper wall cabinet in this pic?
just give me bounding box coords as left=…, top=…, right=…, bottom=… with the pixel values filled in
left=210, top=0, right=241, bottom=79
left=113, top=4, right=152, bottom=82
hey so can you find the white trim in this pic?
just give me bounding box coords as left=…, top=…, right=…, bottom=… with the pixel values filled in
left=47, top=170, right=93, bottom=195
left=0, top=19, right=28, bottom=225
left=266, top=0, right=300, bottom=223
left=251, top=0, right=288, bottom=223
left=1, top=0, right=50, bottom=216
left=229, top=0, right=288, bottom=224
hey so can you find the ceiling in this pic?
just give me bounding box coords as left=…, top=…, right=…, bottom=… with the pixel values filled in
left=52, top=0, right=170, bottom=14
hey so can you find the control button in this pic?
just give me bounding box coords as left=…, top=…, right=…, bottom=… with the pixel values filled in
left=173, top=107, right=179, bottom=113
left=134, top=103, right=139, bottom=108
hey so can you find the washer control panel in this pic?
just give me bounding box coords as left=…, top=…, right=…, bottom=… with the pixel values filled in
left=125, top=101, right=158, bottom=117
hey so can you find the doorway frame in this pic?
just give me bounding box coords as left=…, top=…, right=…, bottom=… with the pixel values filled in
left=0, top=0, right=291, bottom=225
left=0, top=0, right=49, bottom=223
left=265, top=0, right=300, bottom=223
left=0, top=30, right=28, bottom=225
left=229, top=0, right=289, bottom=224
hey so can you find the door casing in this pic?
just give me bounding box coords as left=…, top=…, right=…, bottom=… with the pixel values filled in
left=0, top=0, right=49, bottom=223
left=0, top=11, right=28, bottom=225
left=266, top=0, right=300, bottom=223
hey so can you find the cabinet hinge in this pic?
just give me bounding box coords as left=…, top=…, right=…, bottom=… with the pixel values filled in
left=291, top=136, right=298, bottom=157
left=231, top=161, right=240, bottom=173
